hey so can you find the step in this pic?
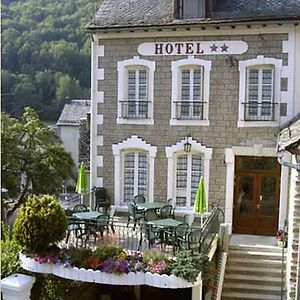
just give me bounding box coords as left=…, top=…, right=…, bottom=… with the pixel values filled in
left=226, top=265, right=283, bottom=277
left=224, top=274, right=281, bottom=283
left=228, top=250, right=283, bottom=261
left=223, top=282, right=281, bottom=292
left=228, top=257, right=283, bottom=267
left=229, top=245, right=282, bottom=253
left=221, top=291, right=281, bottom=300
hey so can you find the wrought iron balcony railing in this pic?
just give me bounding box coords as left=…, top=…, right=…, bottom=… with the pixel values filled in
left=243, top=102, right=277, bottom=121
left=120, top=101, right=150, bottom=119
left=174, top=101, right=205, bottom=120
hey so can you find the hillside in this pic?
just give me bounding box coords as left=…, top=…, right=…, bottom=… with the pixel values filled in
left=1, top=0, right=102, bottom=120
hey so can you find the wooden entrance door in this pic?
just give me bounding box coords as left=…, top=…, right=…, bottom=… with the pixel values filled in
left=233, top=156, right=280, bottom=235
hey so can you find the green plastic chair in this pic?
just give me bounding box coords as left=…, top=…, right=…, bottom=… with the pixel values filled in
left=127, top=202, right=143, bottom=230
left=73, top=204, right=88, bottom=212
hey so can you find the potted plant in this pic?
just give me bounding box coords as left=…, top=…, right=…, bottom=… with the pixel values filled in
left=275, top=229, right=287, bottom=248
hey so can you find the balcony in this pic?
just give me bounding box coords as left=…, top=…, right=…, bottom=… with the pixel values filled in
left=174, top=101, right=205, bottom=120
left=243, top=102, right=277, bottom=121
left=120, top=101, right=150, bottom=119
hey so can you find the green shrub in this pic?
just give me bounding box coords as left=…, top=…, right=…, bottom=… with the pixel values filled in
left=91, top=244, right=124, bottom=261
left=171, top=250, right=209, bottom=283
left=13, top=194, right=67, bottom=253
left=1, top=224, right=23, bottom=277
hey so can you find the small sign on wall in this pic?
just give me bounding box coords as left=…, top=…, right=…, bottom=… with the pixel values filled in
left=138, top=41, right=248, bottom=56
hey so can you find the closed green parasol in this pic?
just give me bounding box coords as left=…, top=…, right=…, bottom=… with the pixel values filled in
left=194, top=176, right=207, bottom=226
left=75, top=162, right=88, bottom=204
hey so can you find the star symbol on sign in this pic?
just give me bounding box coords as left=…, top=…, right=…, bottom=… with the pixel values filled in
left=210, top=44, right=218, bottom=52
left=221, top=43, right=229, bottom=52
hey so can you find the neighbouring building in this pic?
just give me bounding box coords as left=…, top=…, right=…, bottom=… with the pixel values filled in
left=57, top=99, right=91, bottom=167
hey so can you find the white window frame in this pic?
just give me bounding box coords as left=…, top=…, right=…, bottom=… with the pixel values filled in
left=117, top=56, right=155, bottom=125
left=175, top=153, right=203, bottom=209
left=238, top=55, right=282, bottom=127
left=122, top=151, right=148, bottom=203
left=171, top=56, right=211, bottom=126
left=166, top=137, right=212, bottom=212
left=112, top=135, right=157, bottom=208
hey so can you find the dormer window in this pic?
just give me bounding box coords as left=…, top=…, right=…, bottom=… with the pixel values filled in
left=176, top=0, right=205, bottom=19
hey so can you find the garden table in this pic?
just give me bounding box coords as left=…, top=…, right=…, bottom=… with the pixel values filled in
left=147, top=218, right=183, bottom=229
left=147, top=218, right=184, bottom=249
left=72, top=211, right=103, bottom=242
left=136, top=202, right=166, bottom=211
left=73, top=211, right=102, bottom=220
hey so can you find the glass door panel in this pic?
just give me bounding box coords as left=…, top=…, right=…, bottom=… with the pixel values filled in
left=259, top=177, right=277, bottom=217
left=237, top=176, right=254, bottom=216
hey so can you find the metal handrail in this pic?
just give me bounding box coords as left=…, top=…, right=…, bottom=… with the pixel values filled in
left=174, top=100, right=205, bottom=120
left=242, top=102, right=278, bottom=121
left=120, top=100, right=150, bottom=119
left=281, top=219, right=288, bottom=300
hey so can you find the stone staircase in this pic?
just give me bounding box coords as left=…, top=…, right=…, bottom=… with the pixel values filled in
left=221, top=244, right=285, bottom=300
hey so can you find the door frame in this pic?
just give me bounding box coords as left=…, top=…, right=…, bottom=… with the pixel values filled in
left=224, top=145, right=290, bottom=235
left=233, top=157, right=281, bottom=235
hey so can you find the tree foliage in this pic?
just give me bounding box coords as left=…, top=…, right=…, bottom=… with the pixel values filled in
left=1, top=0, right=101, bottom=120
left=1, top=107, right=74, bottom=219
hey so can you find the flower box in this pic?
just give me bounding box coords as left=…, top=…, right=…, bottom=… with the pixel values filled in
left=19, top=253, right=201, bottom=289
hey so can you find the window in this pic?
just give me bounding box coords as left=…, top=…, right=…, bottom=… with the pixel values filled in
left=117, top=57, right=155, bottom=125
left=177, top=66, right=203, bottom=120
left=166, top=138, right=212, bottom=210
left=175, top=153, right=202, bottom=208
left=238, top=56, right=282, bottom=127
left=176, top=0, right=205, bottom=19
left=122, top=68, right=149, bottom=119
left=112, top=135, right=157, bottom=206
left=123, top=151, right=148, bottom=203
left=245, top=66, right=275, bottom=121
left=171, top=57, right=211, bottom=126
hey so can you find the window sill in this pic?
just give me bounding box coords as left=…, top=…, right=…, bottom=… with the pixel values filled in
left=170, top=119, right=209, bottom=126
left=237, top=120, right=279, bottom=128
left=117, top=118, right=154, bottom=125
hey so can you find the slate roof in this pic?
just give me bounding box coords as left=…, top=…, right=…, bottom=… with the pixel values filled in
left=86, top=0, right=300, bottom=30
left=57, top=100, right=91, bottom=126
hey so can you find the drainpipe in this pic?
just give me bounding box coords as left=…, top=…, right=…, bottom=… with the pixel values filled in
left=276, top=151, right=300, bottom=171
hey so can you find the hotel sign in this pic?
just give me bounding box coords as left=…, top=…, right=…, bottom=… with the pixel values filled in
left=138, top=41, right=248, bottom=56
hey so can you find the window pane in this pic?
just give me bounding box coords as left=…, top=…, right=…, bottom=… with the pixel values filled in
left=191, top=155, right=202, bottom=206
left=176, top=155, right=187, bottom=188
left=138, top=153, right=147, bottom=197
left=176, top=196, right=187, bottom=207
left=128, top=70, right=136, bottom=101
left=193, top=68, right=201, bottom=100
left=124, top=153, right=135, bottom=203
left=238, top=157, right=278, bottom=172
left=138, top=70, right=147, bottom=101
left=181, top=70, right=190, bottom=100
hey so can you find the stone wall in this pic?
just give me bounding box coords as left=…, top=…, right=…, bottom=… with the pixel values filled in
left=96, top=33, right=288, bottom=207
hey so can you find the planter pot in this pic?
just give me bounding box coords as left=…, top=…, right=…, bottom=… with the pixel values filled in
left=277, top=240, right=287, bottom=248
left=19, top=253, right=201, bottom=289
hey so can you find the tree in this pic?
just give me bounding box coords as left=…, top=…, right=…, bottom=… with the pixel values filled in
left=55, top=73, right=84, bottom=104
left=1, top=107, right=75, bottom=220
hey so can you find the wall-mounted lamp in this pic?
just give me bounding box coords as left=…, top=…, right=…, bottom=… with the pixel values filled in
left=184, top=136, right=192, bottom=153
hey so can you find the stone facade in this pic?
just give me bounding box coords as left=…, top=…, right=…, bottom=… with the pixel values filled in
left=95, top=32, right=288, bottom=208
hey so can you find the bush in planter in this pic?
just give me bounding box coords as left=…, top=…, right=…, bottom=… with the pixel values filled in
left=170, top=250, right=209, bottom=283
left=13, top=194, right=67, bottom=254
